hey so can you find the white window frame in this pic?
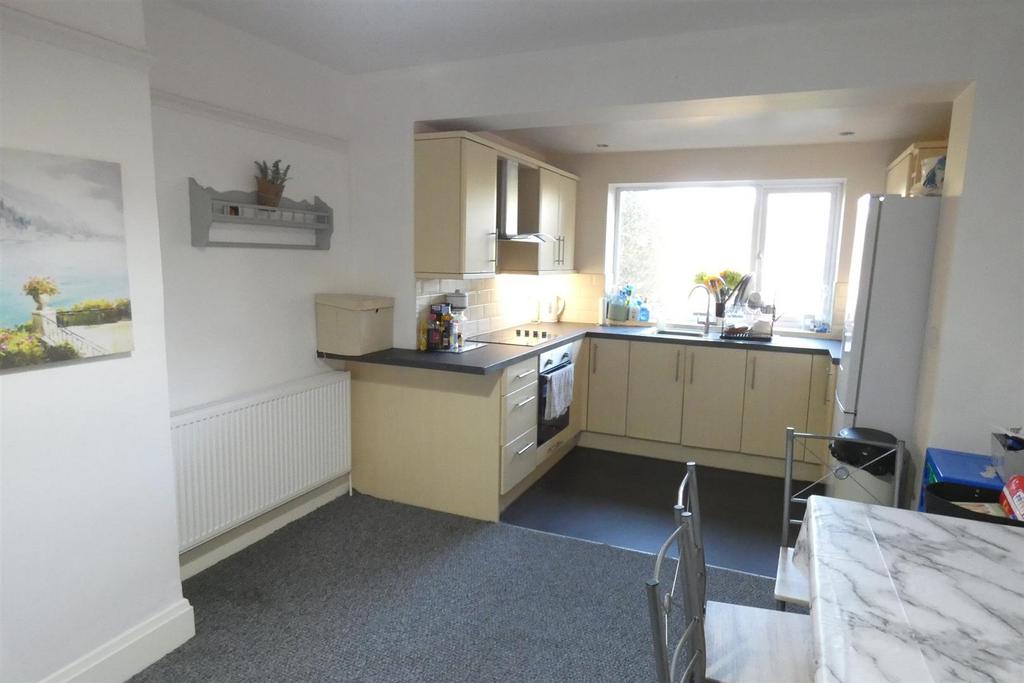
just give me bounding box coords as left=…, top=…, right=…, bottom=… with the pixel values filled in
left=610, top=178, right=845, bottom=328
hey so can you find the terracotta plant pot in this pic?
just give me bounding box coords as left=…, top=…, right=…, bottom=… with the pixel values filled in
left=256, top=178, right=285, bottom=207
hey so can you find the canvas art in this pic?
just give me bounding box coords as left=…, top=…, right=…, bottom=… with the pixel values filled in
left=0, top=148, right=133, bottom=371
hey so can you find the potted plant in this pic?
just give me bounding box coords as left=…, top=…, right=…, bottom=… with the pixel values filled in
left=254, top=159, right=291, bottom=207
left=22, top=276, right=59, bottom=310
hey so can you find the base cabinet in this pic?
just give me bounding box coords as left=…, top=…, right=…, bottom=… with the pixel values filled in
left=804, top=354, right=836, bottom=463
left=681, top=346, right=747, bottom=452
left=740, top=351, right=812, bottom=459
left=626, top=341, right=684, bottom=443
left=586, top=339, right=630, bottom=436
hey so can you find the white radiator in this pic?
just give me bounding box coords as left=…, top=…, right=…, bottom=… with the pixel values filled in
left=170, top=372, right=351, bottom=551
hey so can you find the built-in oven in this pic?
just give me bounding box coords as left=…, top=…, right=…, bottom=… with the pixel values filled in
left=537, top=341, right=576, bottom=446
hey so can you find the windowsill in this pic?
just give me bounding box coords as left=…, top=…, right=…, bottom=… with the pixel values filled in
left=658, top=321, right=841, bottom=341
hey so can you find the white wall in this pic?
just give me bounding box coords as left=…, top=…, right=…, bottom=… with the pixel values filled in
left=344, top=3, right=1024, bottom=456
left=151, top=107, right=350, bottom=410
left=145, top=1, right=354, bottom=411
left=0, top=4, right=191, bottom=681
left=553, top=140, right=901, bottom=324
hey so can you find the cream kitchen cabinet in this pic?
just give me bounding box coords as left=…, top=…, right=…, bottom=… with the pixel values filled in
left=740, top=351, right=812, bottom=459
left=885, top=140, right=947, bottom=196
left=498, top=167, right=577, bottom=273
left=414, top=134, right=497, bottom=278
left=626, top=341, right=684, bottom=443
left=803, top=354, right=837, bottom=463
left=586, top=338, right=630, bottom=436
left=554, top=171, right=576, bottom=271
left=681, top=346, right=747, bottom=452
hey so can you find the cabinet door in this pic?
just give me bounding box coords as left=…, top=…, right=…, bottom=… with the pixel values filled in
left=557, top=175, right=576, bottom=271
left=626, top=342, right=684, bottom=443
left=538, top=168, right=560, bottom=270
left=804, top=355, right=836, bottom=463
left=460, top=139, right=498, bottom=274
left=740, top=351, right=812, bottom=459
left=586, top=339, right=630, bottom=436
left=681, top=346, right=747, bottom=451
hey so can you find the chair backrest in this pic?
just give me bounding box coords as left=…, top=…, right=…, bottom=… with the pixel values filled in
left=647, top=463, right=708, bottom=683
left=780, top=427, right=906, bottom=548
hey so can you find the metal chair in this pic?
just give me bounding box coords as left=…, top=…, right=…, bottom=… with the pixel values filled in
left=775, top=427, right=906, bottom=608
left=647, top=462, right=812, bottom=683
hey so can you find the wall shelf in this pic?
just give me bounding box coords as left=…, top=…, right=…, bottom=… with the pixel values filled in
left=189, top=178, right=333, bottom=250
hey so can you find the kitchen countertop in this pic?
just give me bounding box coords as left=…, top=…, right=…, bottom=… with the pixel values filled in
left=318, top=322, right=841, bottom=375
left=794, top=495, right=1024, bottom=682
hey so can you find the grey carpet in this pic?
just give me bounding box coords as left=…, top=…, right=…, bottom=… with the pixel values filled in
left=135, top=494, right=778, bottom=682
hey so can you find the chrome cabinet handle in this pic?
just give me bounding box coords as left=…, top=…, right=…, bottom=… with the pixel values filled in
left=515, top=395, right=536, bottom=408
left=689, top=351, right=695, bottom=385
left=592, top=344, right=598, bottom=374
left=515, top=369, right=536, bottom=380
left=823, top=366, right=831, bottom=405
left=675, top=350, right=681, bottom=382
left=750, top=357, right=757, bottom=390
left=515, top=442, right=535, bottom=456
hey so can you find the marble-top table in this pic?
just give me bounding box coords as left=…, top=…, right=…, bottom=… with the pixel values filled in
left=794, top=495, right=1024, bottom=682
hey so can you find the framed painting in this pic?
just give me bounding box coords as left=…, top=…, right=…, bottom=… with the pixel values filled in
left=0, top=148, right=133, bottom=372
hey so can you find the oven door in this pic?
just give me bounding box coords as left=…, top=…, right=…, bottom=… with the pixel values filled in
left=537, top=352, right=573, bottom=446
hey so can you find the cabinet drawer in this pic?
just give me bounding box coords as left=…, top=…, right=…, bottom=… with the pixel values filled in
left=501, top=427, right=538, bottom=494
left=502, top=380, right=538, bottom=445
left=502, top=357, right=539, bottom=395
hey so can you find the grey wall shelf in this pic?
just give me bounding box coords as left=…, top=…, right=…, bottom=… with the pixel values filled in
left=189, top=178, right=334, bottom=250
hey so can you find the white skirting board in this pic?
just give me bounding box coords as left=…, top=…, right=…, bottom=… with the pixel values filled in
left=179, top=473, right=350, bottom=580
left=40, top=599, right=194, bottom=683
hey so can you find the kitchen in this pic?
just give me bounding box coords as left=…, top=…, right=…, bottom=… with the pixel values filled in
left=317, top=95, right=953, bottom=569
left=7, top=3, right=1024, bottom=682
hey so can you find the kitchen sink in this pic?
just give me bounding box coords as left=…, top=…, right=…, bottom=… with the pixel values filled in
left=655, top=330, right=706, bottom=338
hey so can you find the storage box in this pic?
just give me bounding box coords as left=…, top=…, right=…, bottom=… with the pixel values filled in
left=315, top=293, right=394, bottom=356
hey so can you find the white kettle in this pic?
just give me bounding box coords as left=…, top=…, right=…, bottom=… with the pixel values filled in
left=539, top=295, right=566, bottom=323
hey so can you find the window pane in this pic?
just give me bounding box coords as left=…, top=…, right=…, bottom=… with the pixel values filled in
left=616, top=187, right=755, bottom=322
left=759, top=191, right=834, bottom=325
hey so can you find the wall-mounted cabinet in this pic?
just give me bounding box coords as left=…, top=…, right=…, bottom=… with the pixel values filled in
left=885, top=140, right=947, bottom=197
left=497, top=167, right=577, bottom=274
left=414, top=135, right=498, bottom=279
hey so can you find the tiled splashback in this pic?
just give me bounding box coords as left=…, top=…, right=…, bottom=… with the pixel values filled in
left=415, top=273, right=606, bottom=338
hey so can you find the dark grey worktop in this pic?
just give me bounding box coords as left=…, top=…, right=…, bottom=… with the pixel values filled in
left=318, top=323, right=841, bottom=376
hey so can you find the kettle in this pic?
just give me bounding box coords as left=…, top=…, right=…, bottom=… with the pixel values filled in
left=539, top=295, right=566, bottom=323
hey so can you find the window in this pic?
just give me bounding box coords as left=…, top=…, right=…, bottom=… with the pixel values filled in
left=612, top=180, right=842, bottom=329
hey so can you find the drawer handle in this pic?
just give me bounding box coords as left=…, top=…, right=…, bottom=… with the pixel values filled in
left=515, top=395, right=536, bottom=408
left=750, top=357, right=757, bottom=390
left=515, top=369, right=536, bottom=380
left=515, top=442, right=535, bottom=456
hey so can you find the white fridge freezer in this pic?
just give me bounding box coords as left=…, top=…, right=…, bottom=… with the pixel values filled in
left=834, top=194, right=941, bottom=441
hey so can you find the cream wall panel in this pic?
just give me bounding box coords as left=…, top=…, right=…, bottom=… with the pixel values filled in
left=348, top=363, right=501, bottom=521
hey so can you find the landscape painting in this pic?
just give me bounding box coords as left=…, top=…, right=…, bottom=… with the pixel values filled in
left=0, top=148, right=133, bottom=372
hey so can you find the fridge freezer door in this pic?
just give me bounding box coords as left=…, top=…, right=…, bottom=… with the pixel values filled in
left=835, top=194, right=880, bottom=421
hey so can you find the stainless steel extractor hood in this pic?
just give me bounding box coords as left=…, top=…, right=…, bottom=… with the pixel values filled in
left=497, top=157, right=553, bottom=243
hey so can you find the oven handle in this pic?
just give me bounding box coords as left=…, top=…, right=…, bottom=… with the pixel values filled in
left=541, top=359, right=573, bottom=376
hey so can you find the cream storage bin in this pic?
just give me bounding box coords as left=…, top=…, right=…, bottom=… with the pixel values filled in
left=315, top=294, right=395, bottom=356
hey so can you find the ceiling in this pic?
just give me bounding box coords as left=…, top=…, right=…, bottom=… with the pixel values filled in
left=426, top=86, right=958, bottom=154
left=173, top=0, right=962, bottom=75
